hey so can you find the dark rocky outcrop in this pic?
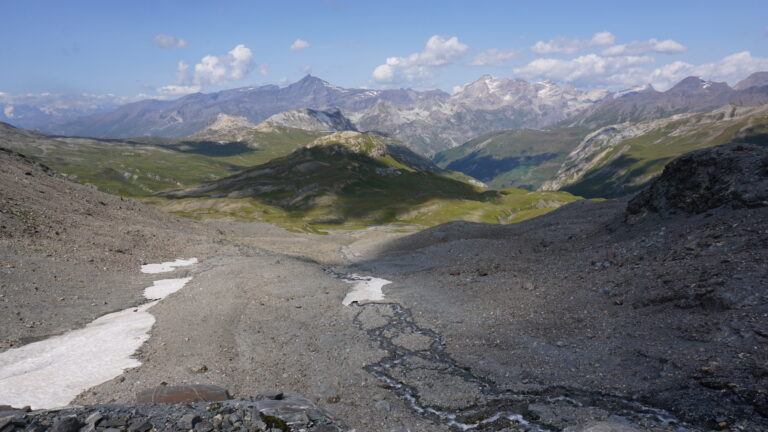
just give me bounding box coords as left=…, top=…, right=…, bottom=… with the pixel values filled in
left=0, top=392, right=347, bottom=432
left=627, top=143, right=768, bottom=218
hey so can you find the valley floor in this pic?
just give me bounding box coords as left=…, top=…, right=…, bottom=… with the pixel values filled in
left=2, top=198, right=767, bottom=431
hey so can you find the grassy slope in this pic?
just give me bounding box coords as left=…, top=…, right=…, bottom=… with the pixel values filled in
left=1, top=126, right=322, bottom=196
left=433, top=127, right=589, bottom=190
left=563, top=107, right=768, bottom=198
left=156, top=136, right=580, bottom=231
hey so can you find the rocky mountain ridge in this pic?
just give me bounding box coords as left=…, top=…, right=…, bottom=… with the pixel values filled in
left=566, top=72, right=768, bottom=129
left=256, top=107, right=357, bottom=133
left=541, top=103, right=768, bottom=197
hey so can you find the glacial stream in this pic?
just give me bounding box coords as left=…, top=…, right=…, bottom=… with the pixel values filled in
left=332, top=269, right=697, bottom=432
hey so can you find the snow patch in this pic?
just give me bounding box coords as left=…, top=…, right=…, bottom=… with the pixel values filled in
left=143, top=277, right=192, bottom=300
left=0, top=301, right=158, bottom=409
left=140, top=258, right=198, bottom=274
left=341, top=274, right=392, bottom=306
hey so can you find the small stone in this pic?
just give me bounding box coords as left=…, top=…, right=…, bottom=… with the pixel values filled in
left=374, top=400, right=392, bottom=412
left=194, top=421, right=214, bottom=432
left=51, top=416, right=82, bottom=432
left=188, top=364, right=208, bottom=374
left=127, top=419, right=151, bottom=432
left=85, top=412, right=103, bottom=425
left=178, top=414, right=201, bottom=430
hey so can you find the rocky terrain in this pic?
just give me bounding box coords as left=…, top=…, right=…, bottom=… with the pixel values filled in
left=540, top=104, right=768, bottom=197
left=349, top=143, right=768, bottom=430
left=0, top=147, right=227, bottom=351
left=1, top=142, right=767, bottom=432
left=257, top=108, right=357, bottom=133
left=350, top=75, right=610, bottom=155
left=0, top=392, right=347, bottom=432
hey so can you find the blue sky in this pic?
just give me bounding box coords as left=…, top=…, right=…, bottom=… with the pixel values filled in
left=2, top=0, right=767, bottom=98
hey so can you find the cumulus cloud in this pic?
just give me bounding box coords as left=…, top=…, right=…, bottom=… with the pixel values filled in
left=602, top=38, right=686, bottom=56
left=152, top=33, right=188, bottom=49
left=469, top=49, right=517, bottom=66
left=290, top=39, right=310, bottom=51
left=189, top=44, right=254, bottom=86
left=531, top=32, right=615, bottom=55
left=372, top=35, right=469, bottom=84
left=645, top=51, right=768, bottom=90
left=514, top=53, right=653, bottom=85
left=514, top=49, right=768, bottom=91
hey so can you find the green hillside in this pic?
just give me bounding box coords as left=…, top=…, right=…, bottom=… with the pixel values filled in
left=547, top=104, right=768, bottom=198
left=0, top=123, right=321, bottom=196
left=433, top=127, right=589, bottom=190
left=158, top=132, right=580, bottom=231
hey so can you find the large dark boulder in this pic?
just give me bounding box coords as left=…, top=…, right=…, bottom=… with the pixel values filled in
left=627, top=143, right=768, bottom=218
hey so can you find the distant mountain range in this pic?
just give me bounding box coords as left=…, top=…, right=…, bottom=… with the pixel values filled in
left=433, top=72, right=768, bottom=190
left=0, top=93, right=126, bottom=131
left=566, top=74, right=768, bottom=128
left=4, top=71, right=768, bottom=200
left=44, top=75, right=612, bottom=154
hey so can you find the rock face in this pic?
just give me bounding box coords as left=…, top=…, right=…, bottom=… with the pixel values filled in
left=540, top=103, right=768, bottom=197
left=352, top=75, right=611, bottom=154
left=257, top=108, right=357, bottom=133
left=627, top=143, right=768, bottom=217
left=0, top=392, right=347, bottom=431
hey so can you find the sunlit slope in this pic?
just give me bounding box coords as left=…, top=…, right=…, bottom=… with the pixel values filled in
left=158, top=132, right=580, bottom=229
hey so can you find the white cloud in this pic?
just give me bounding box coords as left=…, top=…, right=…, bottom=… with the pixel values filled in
left=645, top=51, right=768, bottom=90
left=152, top=33, right=188, bottom=49
left=514, top=49, right=768, bottom=91
left=372, top=35, right=469, bottom=84
left=290, top=39, right=310, bottom=51
left=514, top=53, right=653, bottom=85
left=258, top=64, right=269, bottom=76
left=469, top=49, right=517, bottom=66
left=602, top=38, right=686, bottom=56
left=191, top=44, right=254, bottom=86
left=156, top=85, right=202, bottom=97
left=531, top=32, right=615, bottom=55
left=301, top=65, right=312, bottom=74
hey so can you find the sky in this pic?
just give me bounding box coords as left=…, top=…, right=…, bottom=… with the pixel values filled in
left=1, top=0, right=768, bottom=100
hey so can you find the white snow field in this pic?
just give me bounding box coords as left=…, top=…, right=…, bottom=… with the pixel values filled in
left=341, top=274, right=392, bottom=306
left=143, top=277, right=193, bottom=300
left=0, top=263, right=196, bottom=409
left=140, top=258, right=198, bottom=274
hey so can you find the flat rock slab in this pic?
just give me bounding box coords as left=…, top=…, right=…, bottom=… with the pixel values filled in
left=135, top=385, right=230, bottom=404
